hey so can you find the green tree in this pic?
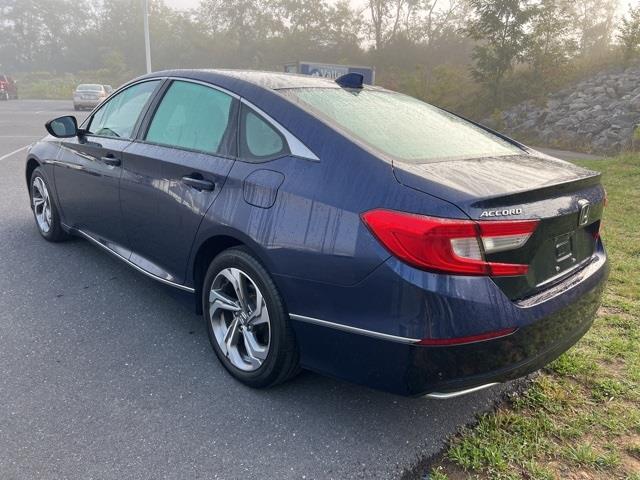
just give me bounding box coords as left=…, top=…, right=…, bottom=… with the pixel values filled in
left=407, top=0, right=468, bottom=47
left=366, top=0, right=416, bottom=52
left=200, top=0, right=279, bottom=54
left=199, top=0, right=366, bottom=69
left=618, top=3, right=640, bottom=63
left=465, top=0, right=534, bottom=106
left=527, top=0, right=576, bottom=93
left=0, top=0, right=93, bottom=72
left=324, top=0, right=365, bottom=60
left=570, top=0, right=617, bottom=59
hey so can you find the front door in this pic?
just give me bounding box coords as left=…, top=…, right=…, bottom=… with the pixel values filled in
left=120, top=80, right=238, bottom=285
left=54, top=80, right=161, bottom=250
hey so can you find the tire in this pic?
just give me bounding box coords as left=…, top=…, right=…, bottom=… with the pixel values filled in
left=29, top=167, right=68, bottom=242
left=73, top=105, right=79, bottom=111
left=203, top=247, right=300, bottom=388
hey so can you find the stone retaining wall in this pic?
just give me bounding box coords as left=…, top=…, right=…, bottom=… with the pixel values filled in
left=487, top=65, right=640, bottom=153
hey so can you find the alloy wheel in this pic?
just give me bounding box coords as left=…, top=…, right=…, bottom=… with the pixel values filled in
left=209, top=267, right=271, bottom=371
left=32, top=176, right=52, bottom=234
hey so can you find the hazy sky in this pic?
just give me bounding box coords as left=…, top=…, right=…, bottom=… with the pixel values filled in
left=164, top=0, right=199, bottom=10
left=163, top=0, right=365, bottom=11
left=164, top=0, right=639, bottom=12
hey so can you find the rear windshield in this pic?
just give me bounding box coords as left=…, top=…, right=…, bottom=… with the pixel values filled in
left=77, top=84, right=103, bottom=91
left=280, top=88, right=522, bottom=163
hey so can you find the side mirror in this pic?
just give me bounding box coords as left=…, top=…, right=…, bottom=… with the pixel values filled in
left=45, top=115, right=78, bottom=138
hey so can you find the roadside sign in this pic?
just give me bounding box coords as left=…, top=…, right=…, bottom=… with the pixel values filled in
left=284, top=61, right=375, bottom=85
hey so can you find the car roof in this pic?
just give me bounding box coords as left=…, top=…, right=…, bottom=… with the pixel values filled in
left=150, top=69, right=343, bottom=91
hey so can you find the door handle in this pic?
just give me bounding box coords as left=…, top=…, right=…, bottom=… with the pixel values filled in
left=100, top=154, right=121, bottom=167
left=181, top=175, right=215, bottom=191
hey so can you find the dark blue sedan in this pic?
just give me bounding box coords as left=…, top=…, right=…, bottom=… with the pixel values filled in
left=25, top=70, right=608, bottom=397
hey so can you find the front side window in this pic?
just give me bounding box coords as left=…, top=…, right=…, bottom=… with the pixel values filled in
left=281, top=88, right=522, bottom=164
left=88, top=80, right=159, bottom=138
left=240, top=106, right=288, bottom=161
left=145, top=80, right=234, bottom=156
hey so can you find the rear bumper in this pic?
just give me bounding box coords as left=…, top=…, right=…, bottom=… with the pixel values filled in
left=411, top=286, right=600, bottom=396
left=73, top=99, right=101, bottom=108
left=288, top=246, right=608, bottom=397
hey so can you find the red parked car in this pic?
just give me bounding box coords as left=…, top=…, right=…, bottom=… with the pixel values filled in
left=0, top=74, right=18, bottom=100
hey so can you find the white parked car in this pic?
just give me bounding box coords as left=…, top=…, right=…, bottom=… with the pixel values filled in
left=73, top=84, right=109, bottom=110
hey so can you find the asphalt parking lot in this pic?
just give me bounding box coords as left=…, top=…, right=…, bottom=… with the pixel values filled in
left=0, top=100, right=514, bottom=479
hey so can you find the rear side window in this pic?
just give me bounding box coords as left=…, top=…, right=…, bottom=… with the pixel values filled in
left=88, top=80, right=159, bottom=138
left=240, top=105, right=288, bottom=161
left=145, top=80, right=234, bottom=156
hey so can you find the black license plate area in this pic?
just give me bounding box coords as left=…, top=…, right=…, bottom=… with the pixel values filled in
left=555, top=232, right=574, bottom=263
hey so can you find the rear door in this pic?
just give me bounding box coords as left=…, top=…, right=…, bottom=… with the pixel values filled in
left=119, top=79, right=238, bottom=285
left=54, top=79, right=161, bottom=249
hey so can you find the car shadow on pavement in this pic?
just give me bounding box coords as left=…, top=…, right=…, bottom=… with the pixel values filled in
left=2, top=218, right=511, bottom=479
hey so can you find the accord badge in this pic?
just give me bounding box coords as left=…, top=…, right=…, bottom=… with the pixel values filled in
left=480, top=208, right=523, bottom=218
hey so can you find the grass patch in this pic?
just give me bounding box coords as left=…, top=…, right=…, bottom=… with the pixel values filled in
left=428, top=154, right=640, bottom=479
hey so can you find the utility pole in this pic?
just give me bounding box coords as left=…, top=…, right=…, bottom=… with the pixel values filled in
left=143, top=0, right=152, bottom=73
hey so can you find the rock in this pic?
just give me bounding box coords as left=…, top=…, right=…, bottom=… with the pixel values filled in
left=569, top=101, right=589, bottom=111
left=578, top=122, right=604, bottom=134
left=617, top=79, right=637, bottom=93
left=575, top=110, right=590, bottom=122
left=485, top=63, right=640, bottom=153
left=630, top=93, right=640, bottom=109
left=555, top=117, right=574, bottom=127
left=547, top=99, right=561, bottom=109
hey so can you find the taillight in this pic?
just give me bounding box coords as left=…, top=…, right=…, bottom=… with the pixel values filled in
left=361, top=209, right=538, bottom=276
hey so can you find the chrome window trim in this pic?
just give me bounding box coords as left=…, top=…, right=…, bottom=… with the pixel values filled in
left=83, top=74, right=319, bottom=162
left=133, top=137, right=237, bottom=161
left=240, top=98, right=319, bottom=162
left=167, top=76, right=240, bottom=99
left=66, top=225, right=195, bottom=293
left=289, top=313, right=419, bottom=344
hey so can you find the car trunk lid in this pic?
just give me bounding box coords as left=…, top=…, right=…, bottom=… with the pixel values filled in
left=393, top=153, right=605, bottom=300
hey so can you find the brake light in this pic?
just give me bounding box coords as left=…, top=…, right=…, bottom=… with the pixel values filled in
left=361, top=209, right=538, bottom=276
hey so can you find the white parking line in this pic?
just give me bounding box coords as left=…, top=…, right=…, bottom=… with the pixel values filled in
left=0, top=145, right=28, bottom=161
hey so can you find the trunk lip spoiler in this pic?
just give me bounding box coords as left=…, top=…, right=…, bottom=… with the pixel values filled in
left=467, top=171, right=603, bottom=209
